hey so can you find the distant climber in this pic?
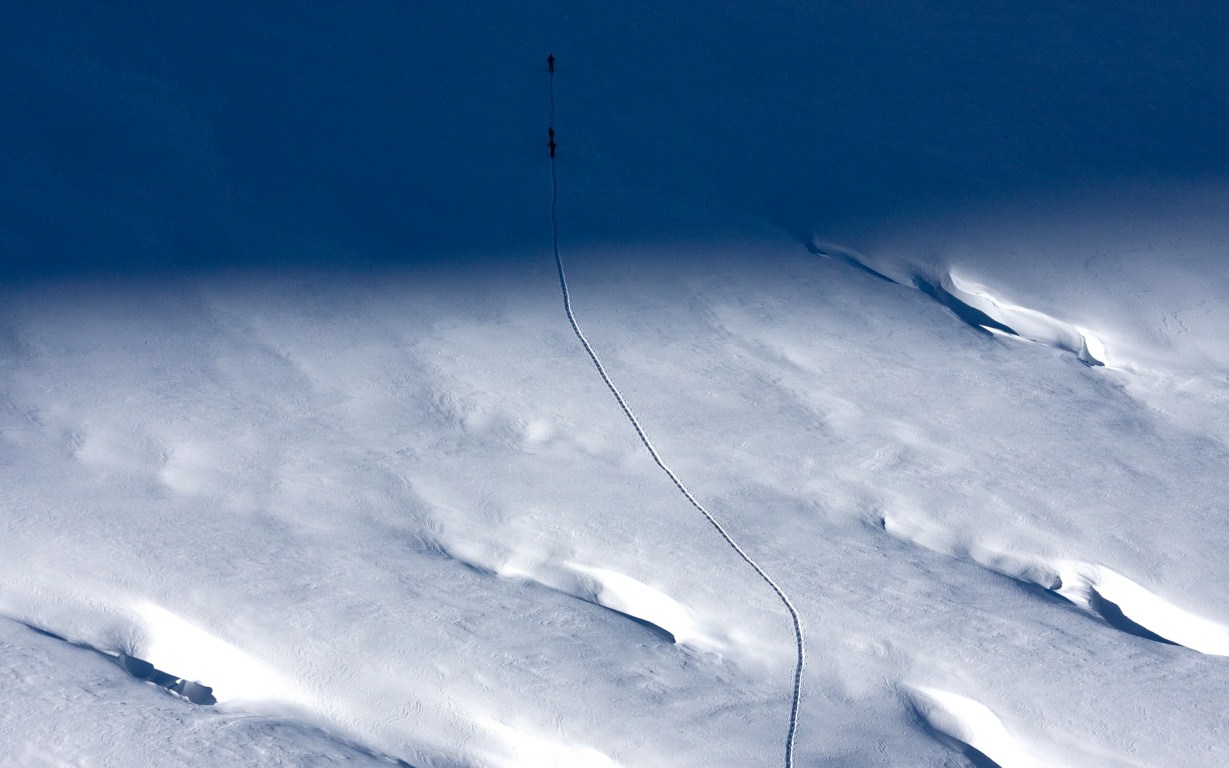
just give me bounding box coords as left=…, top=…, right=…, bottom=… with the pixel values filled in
left=548, top=127, right=557, bottom=157
left=548, top=53, right=555, bottom=72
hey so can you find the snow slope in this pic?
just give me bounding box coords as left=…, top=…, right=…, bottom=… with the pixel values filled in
left=3, top=2, right=1229, bottom=767
left=4, top=244, right=1229, bottom=766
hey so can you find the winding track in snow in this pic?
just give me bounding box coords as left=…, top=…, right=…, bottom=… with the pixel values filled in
left=547, top=59, right=806, bottom=768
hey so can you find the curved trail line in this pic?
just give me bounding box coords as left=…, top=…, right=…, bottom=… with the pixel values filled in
left=546, top=57, right=805, bottom=768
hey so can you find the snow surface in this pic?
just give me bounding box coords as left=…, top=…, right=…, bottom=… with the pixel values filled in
left=4, top=2, right=1229, bottom=767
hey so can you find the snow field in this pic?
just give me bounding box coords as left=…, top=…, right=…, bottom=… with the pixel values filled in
left=4, top=233, right=1229, bottom=765
left=4, top=2, right=1229, bottom=765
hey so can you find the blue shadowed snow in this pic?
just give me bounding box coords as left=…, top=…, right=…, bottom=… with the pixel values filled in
left=3, top=1, right=1229, bottom=278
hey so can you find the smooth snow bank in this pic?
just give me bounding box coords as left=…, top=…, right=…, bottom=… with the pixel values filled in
left=942, top=274, right=1107, bottom=366
left=444, top=538, right=727, bottom=653
left=908, top=687, right=1047, bottom=768
left=495, top=558, right=710, bottom=647
left=134, top=603, right=312, bottom=705
left=884, top=516, right=1229, bottom=655
left=858, top=193, right=1229, bottom=438
left=0, top=617, right=395, bottom=766
left=475, top=716, right=623, bottom=768
left=1053, top=564, right=1229, bottom=656
left=566, top=564, right=705, bottom=647
left=808, top=239, right=1108, bottom=365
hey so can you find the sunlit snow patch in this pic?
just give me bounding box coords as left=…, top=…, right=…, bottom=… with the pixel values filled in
left=941, top=274, right=1107, bottom=366
left=1053, top=563, right=1229, bottom=656
left=908, top=687, right=1047, bottom=768
left=498, top=558, right=717, bottom=649
left=134, top=602, right=308, bottom=705
left=881, top=516, right=1064, bottom=593
left=806, top=238, right=1110, bottom=366
left=445, top=540, right=724, bottom=652
left=474, top=716, right=622, bottom=768
left=883, top=517, right=1229, bottom=654
left=5, top=618, right=215, bottom=705
left=565, top=564, right=706, bottom=647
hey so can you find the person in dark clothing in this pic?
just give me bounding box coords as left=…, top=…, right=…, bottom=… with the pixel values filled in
left=547, top=55, right=557, bottom=157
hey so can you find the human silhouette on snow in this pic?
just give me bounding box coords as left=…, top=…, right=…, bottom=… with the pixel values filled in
left=547, top=55, right=557, bottom=156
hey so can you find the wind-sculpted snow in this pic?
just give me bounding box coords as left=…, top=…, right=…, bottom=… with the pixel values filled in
left=133, top=603, right=312, bottom=705
left=1052, top=564, right=1229, bottom=656
left=4, top=2, right=1229, bottom=765
left=809, top=239, right=1108, bottom=365
left=8, top=618, right=216, bottom=705
left=947, top=276, right=1106, bottom=365
left=908, top=688, right=1040, bottom=768
left=3, top=243, right=1229, bottom=766
left=0, top=617, right=412, bottom=766
left=884, top=516, right=1229, bottom=655
left=441, top=541, right=728, bottom=651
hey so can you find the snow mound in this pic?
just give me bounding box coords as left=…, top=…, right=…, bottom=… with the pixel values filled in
left=0, top=617, right=401, bottom=766
left=808, top=238, right=1108, bottom=365
left=565, top=564, right=705, bottom=647
left=0, top=618, right=215, bottom=705
left=942, top=274, right=1107, bottom=366
left=134, top=603, right=311, bottom=706
left=884, top=516, right=1229, bottom=655
left=474, top=716, right=623, bottom=768
left=806, top=241, right=897, bottom=284
left=908, top=687, right=1046, bottom=768
left=1053, top=563, right=1229, bottom=656
left=445, top=541, right=722, bottom=652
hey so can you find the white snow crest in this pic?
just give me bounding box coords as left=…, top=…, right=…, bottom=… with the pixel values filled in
left=133, top=602, right=312, bottom=706
left=473, top=716, right=623, bottom=768
left=907, top=686, right=1049, bottom=768
left=885, top=516, right=1229, bottom=655
left=1053, top=563, right=1229, bottom=657
left=943, top=273, right=1108, bottom=366
left=488, top=551, right=730, bottom=654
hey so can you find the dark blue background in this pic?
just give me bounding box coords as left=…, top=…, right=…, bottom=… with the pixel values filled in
left=3, top=1, right=1229, bottom=278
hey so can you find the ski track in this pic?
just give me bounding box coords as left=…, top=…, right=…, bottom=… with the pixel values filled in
left=549, top=60, right=806, bottom=768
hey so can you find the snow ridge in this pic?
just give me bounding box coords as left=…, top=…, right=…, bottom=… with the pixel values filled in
left=883, top=516, right=1229, bottom=656
left=808, top=240, right=1108, bottom=366
left=549, top=61, right=806, bottom=768
left=13, top=619, right=217, bottom=706
left=908, top=687, right=1043, bottom=768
